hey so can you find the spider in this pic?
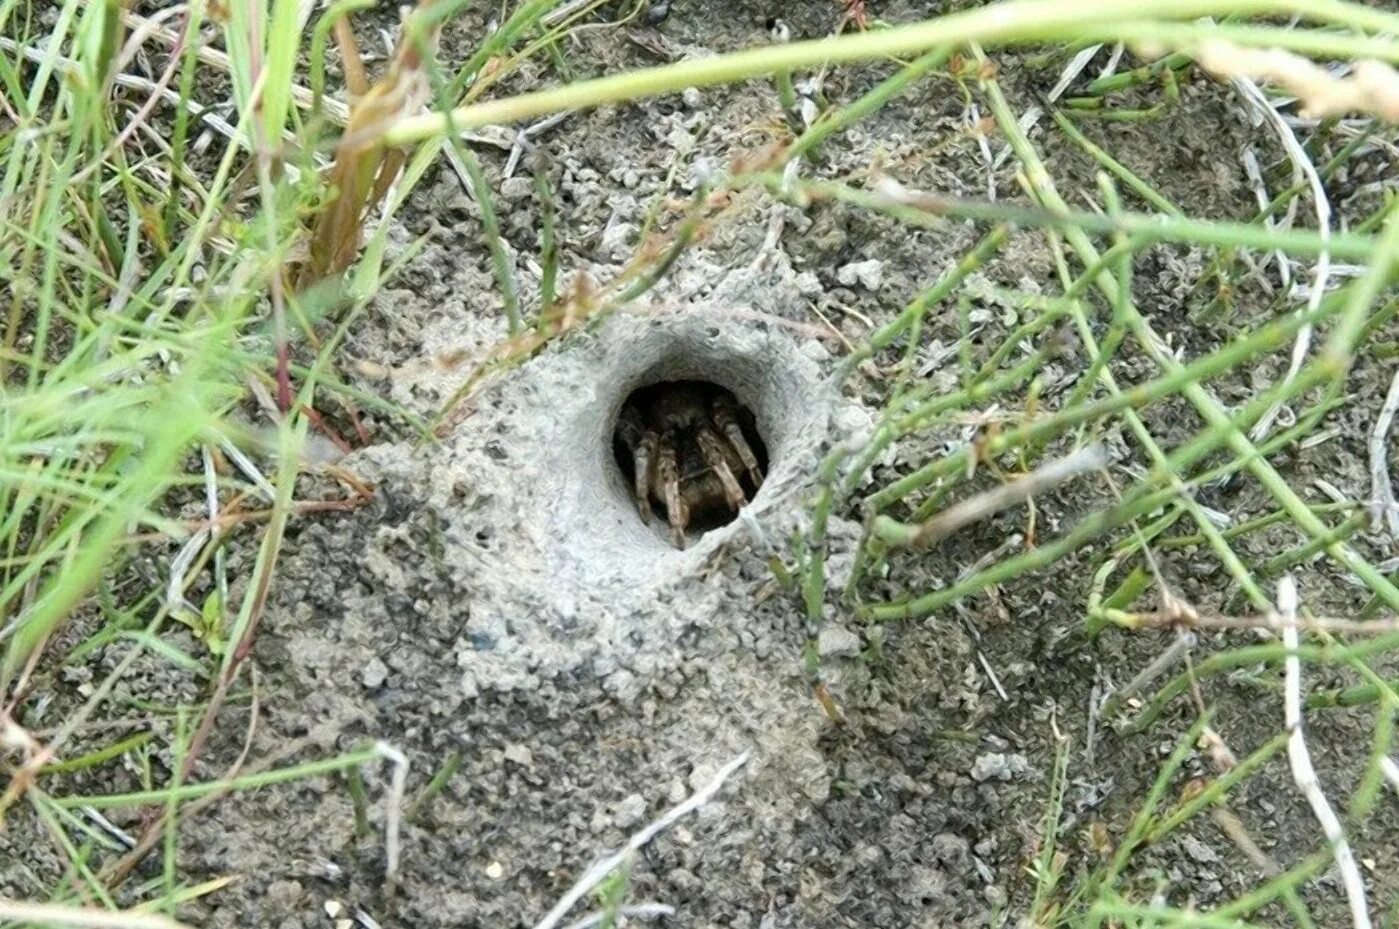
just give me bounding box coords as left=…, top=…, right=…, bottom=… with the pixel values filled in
left=615, top=381, right=766, bottom=549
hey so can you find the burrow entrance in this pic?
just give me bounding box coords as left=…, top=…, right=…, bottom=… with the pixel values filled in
left=611, top=379, right=770, bottom=547
left=479, top=308, right=836, bottom=577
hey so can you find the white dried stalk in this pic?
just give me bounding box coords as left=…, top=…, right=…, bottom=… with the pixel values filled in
left=122, top=10, right=349, bottom=122
left=1277, top=576, right=1372, bottom=929
left=991, top=105, right=1041, bottom=172
left=376, top=742, right=409, bottom=882
left=533, top=753, right=750, bottom=929
left=1097, top=43, right=1125, bottom=80
left=1113, top=630, right=1196, bottom=706
left=217, top=435, right=277, bottom=501
left=1047, top=44, right=1102, bottom=102
left=1125, top=609, right=1399, bottom=636
left=1382, top=757, right=1399, bottom=795
left=1367, top=368, right=1399, bottom=538
left=165, top=527, right=211, bottom=618
left=1240, top=146, right=1293, bottom=292
left=82, top=806, right=137, bottom=849
left=1230, top=78, right=1331, bottom=442
left=968, top=102, right=996, bottom=201
left=561, top=903, right=676, bottom=929
left=908, top=444, right=1109, bottom=547
left=502, top=112, right=571, bottom=179
left=0, top=36, right=308, bottom=168
left=542, top=0, right=601, bottom=26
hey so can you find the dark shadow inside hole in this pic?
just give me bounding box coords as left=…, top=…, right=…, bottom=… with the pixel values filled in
left=612, top=379, right=770, bottom=547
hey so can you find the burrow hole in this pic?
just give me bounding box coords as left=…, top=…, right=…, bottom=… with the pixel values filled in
left=612, top=380, right=770, bottom=547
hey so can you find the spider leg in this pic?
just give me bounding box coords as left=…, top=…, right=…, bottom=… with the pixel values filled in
left=617, top=403, right=657, bottom=518
left=657, top=435, right=688, bottom=548
left=695, top=427, right=746, bottom=511
left=709, top=394, right=763, bottom=487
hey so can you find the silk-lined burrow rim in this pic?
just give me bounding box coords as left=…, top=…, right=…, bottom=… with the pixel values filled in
left=540, top=308, right=838, bottom=575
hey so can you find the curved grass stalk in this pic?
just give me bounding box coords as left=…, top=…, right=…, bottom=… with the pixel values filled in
left=384, top=0, right=1399, bottom=145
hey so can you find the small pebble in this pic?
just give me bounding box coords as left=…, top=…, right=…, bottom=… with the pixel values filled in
left=800, top=339, right=832, bottom=363
left=836, top=258, right=884, bottom=290
left=485, top=861, right=505, bottom=880
left=682, top=87, right=703, bottom=108
left=1181, top=835, right=1219, bottom=863
left=794, top=271, right=823, bottom=296
left=687, top=760, right=723, bottom=791
left=684, top=157, right=715, bottom=191
left=360, top=658, right=388, bottom=690
left=503, top=743, right=533, bottom=767
left=930, top=832, right=969, bottom=864
left=500, top=176, right=533, bottom=201
left=970, top=752, right=1031, bottom=782
left=600, top=216, right=635, bottom=258
left=817, top=626, right=861, bottom=658
left=614, top=793, right=647, bottom=829
left=324, top=900, right=344, bottom=919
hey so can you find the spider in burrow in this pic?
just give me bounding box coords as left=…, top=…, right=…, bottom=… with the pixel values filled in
left=614, top=381, right=767, bottom=549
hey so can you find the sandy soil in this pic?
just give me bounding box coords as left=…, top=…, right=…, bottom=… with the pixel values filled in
left=5, top=0, right=1398, bottom=926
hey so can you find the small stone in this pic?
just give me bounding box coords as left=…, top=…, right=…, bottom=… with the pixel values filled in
left=1181, top=835, right=1219, bottom=863
left=324, top=900, right=344, bottom=919
left=800, top=339, right=833, bottom=364
left=970, top=752, right=1031, bottom=782
left=836, top=258, right=883, bottom=290
left=684, top=157, right=715, bottom=191
left=335, top=921, right=353, bottom=929
left=500, top=176, right=533, bottom=201
left=817, top=626, right=861, bottom=658
left=930, top=832, right=969, bottom=865
left=360, top=658, right=388, bottom=690
left=666, top=123, right=694, bottom=153
left=614, top=793, right=647, bottom=829
left=668, top=867, right=701, bottom=893
left=687, top=760, right=722, bottom=791
left=600, top=216, right=635, bottom=258
left=681, top=87, right=703, bottom=108
left=794, top=270, right=823, bottom=296
left=485, top=861, right=505, bottom=880
left=503, top=743, right=533, bottom=767
left=264, top=880, right=303, bottom=909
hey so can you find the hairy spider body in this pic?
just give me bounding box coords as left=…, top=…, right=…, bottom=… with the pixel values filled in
left=616, top=382, right=765, bottom=548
